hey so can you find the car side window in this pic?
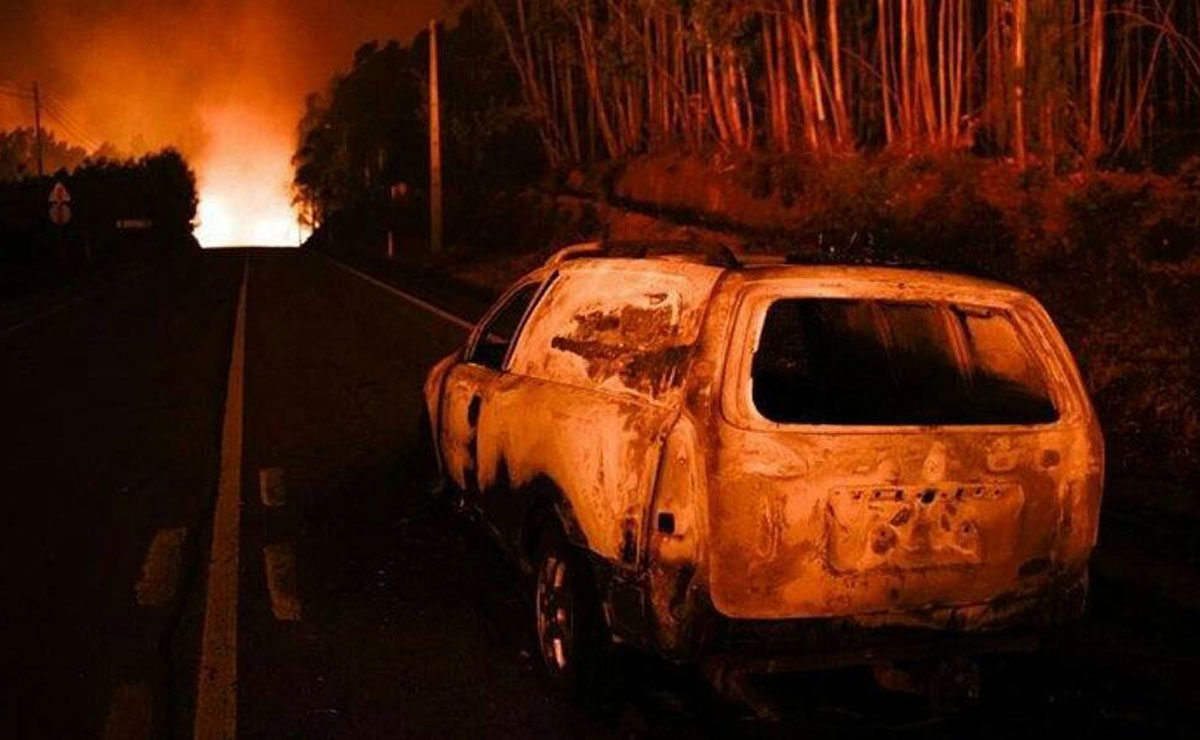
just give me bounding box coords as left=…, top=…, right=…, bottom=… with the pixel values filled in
left=467, top=283, right=541, bottom=371
left=508, top=265, right=721, bottom=400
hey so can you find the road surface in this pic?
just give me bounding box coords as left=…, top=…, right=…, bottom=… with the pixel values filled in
left=0, top=248, right=1195, bottom=738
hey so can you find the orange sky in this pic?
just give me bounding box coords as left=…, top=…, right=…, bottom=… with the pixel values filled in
left=1, top=0, right=451, bottom=245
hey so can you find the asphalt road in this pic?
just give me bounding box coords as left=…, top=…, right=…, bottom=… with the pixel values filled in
left=0, top=248, right=1196, bottom=739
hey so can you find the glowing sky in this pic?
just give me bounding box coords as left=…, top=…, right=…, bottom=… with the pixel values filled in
left=0, top=0, right=450, bottom=246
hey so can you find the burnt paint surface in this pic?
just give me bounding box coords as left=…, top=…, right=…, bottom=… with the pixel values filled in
left=462, top=261, right=722, bottom=565
left=706, top=427, right=1100, bottom=623
left=701, top=274, right=1103, bottom=625
left=548, top=299, right=694, bottom=395
left=429, top=260, right=1104, bottom=652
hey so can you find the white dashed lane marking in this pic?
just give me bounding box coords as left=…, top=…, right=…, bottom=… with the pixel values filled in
left=134, top=527, right=186, bottom=607
left=258, top=467, right=286, bottom=508
left=263, top=543, right=302, bottom=622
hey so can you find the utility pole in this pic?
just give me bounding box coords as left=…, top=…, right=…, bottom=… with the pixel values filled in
left=33, top=82, right=45, bottom=177
left=428, top=20, right=443, bottom=254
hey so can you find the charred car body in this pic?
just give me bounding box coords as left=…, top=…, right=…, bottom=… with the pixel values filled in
left=423, top=242, right=1104, bottom=694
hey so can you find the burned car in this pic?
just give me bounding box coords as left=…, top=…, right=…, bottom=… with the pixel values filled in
left=422, top=241, right=1104, bottom=697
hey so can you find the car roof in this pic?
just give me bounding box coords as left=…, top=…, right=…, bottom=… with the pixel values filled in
left=549, top=253, right=1030, bottom=301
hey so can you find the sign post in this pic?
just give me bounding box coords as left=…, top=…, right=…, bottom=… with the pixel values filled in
left=48, top=181, right=71, bottom=227
left=429, top=20, right=443, bottom=254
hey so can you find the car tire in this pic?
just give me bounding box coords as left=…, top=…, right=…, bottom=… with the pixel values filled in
left=533, top=524, right=607, bottom=695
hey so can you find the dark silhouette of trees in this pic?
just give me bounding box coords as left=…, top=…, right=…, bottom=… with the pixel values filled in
left=0, top=148, right=198, bottom=271
left=0, top=128, right=112, bottom=181
left=292, top=3, right=543, bottom=244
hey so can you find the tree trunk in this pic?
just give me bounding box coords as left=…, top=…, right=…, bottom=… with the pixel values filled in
left=788, top=13, right=823, bottom=150
left=899, top=0, right=913, bottom=141
left=827, top=0, right=850, bottom=144
left=576, top=11, right=620, bottom=158
left=878, top=0, right=895, bottom=145
left=1087, top=0, right=1106, bottom=163
left=1013, top=0, right=1028, bottom=168
left=705, top=43, right=733, bottom=146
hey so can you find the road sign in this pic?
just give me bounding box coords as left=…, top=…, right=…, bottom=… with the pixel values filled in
left=48, top=181, right=71, bottom=226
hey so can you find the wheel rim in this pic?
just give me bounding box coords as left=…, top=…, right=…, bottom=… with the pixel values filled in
left=535, top=554, right=574, bottom=673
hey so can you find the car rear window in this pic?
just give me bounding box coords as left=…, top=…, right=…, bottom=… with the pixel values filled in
left=751, top=299, right=1059, bottom=425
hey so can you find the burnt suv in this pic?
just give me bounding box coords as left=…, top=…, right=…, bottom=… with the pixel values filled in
left=422, top=242, right=1103, bottom=695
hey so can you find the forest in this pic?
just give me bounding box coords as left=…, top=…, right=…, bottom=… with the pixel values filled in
left=491, top=0, right=1200, bottom=169
left=294, top=0, right=1200, bottom=245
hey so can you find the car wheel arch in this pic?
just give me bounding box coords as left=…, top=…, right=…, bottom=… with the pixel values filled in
left=517, top=475, right=589, bottom=574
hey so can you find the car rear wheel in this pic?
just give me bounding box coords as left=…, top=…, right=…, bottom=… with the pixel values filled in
left=533, top=527, right=606, bottom=694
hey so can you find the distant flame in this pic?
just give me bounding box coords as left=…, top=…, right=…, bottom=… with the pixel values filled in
left=193, top=105, right=299, bottom=248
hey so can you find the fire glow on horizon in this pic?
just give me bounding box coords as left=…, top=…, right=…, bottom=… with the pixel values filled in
left=193, top=106, right=300, bottom=248
left=1, top=1, right=447, bottom=250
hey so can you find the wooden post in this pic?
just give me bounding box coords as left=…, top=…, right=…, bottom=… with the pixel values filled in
left=429, top=20, right=443, bottom=254
left=33, top=83, right=45, bottom=177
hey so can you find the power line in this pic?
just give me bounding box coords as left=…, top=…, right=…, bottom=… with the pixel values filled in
left=41, top=98, right=103, bottom=151
left=41, top=109, right=102, bottom=152
left=0, top=81, right=34, bottom=100
left=32, top=83, right=43, bottom=175
left=3, top=83, right=109, bottom=155
left=43, top=94, right=93, bottom=132
left=43, top=121, right=98, bottom=151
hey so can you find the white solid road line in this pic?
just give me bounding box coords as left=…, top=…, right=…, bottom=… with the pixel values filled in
left=0, top=266, right=149, bottom=339
left=102, top=683, right=153, bottom=740
left=316, top=252, right=475, bottom=332
left=193, top=258, right=248, bottom=740
left=262, top=543, right=302, bottom=622
left=135, top=527, right=187, bottom=607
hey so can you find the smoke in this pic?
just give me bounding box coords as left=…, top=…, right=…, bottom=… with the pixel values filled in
left=1, top=0, right=451, bottom=245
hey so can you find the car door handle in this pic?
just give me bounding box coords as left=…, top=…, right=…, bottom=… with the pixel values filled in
left=467, top=394, right=482, bottom=427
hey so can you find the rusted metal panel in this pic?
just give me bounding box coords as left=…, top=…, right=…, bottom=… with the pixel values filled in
left=427, top=256, right=1105, bottom=656
left=423, top=351, right=458, bottom=473
left=474, top=260, right=721, bottom=563
left=706, top=426, right=1100, bottom=620
left=703, top=276, right=1103, bottom=624
left=476, top=372, right=677, bottom=564
left=438, top=362, right=495, bottom=491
